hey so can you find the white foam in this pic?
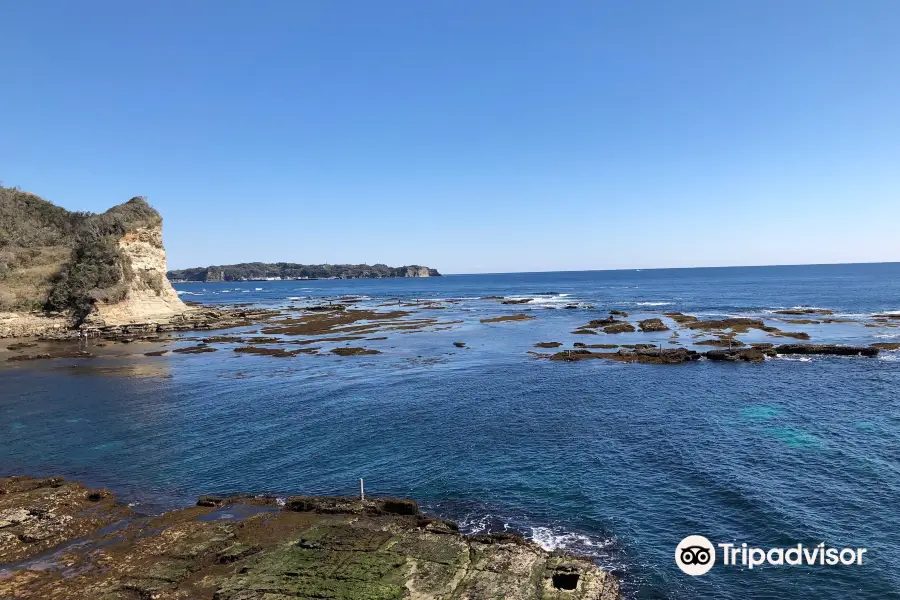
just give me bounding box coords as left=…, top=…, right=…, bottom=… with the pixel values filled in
left=529, top=526, right=611, bottom=553
left=773, top=355, right=812, bottom=362
left=875, top=333, right=900, bottom=339
left=255, top=287, right=263, bottom=291
left=635, top=301, right=672, bottom=307
left=176, top=291, right=202, bottom=296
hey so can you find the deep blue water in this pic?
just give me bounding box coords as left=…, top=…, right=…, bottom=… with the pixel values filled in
left=2, top=263, right=900, bottom=598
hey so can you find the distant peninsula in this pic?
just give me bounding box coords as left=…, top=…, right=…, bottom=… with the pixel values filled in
left=167, top=262, right=441, bottom=282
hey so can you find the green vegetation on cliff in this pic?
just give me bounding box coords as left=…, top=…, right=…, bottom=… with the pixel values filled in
left=0, top=185, right=161, bottom=320
left=168, top=262, right=441, bottom=281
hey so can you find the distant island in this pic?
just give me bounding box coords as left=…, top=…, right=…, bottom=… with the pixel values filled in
left=167, top=263, right=441, bottom=282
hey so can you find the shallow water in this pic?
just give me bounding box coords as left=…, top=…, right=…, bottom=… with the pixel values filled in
left=2, top=263, right=900, bottom=598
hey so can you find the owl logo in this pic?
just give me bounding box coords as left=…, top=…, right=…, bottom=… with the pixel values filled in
left=676, top=535, right=716, bottom=575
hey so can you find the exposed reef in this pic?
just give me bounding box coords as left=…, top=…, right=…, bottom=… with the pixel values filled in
left=550, top=348, right=701, bottom=364
left=774, top=344, right=879, bottom=357
left=638, top=318, right=669, bottom=332
left=0, top=476, right=619, bottom=600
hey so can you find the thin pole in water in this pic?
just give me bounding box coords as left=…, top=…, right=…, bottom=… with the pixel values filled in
left=359, top=478, right=365, bottom=502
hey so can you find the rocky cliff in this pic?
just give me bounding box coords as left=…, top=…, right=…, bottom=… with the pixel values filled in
left=89, top=225, right=186, bottom=325
left=0, top=185, right=185, bottom=336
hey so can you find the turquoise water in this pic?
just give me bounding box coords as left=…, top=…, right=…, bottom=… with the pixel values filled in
left=2, top=263, right=900, bottom=598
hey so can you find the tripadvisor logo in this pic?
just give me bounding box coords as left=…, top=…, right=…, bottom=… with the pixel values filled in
left=676, top=535, right=716, bottom=575
left=675, top=535, right=868, bottom=575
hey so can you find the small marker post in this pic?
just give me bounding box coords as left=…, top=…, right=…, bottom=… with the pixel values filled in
left=359, top=478, right=365, bottom=502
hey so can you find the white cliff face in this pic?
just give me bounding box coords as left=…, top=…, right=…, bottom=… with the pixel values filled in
left=405, top=266, right=431, bottom=278
left=93, top=226, right=186, bottom=325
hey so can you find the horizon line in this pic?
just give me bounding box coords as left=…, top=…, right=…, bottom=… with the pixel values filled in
left=437, top=260, right=900, bottom=276
left=167, top=260, right=899, bottom=277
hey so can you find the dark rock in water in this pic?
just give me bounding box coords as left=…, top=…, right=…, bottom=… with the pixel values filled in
left=684, top=318, right=768, bottom=333
left=534, top=342, right=563, bottom=348
left=872, top=313, right=900, bottom=319
left=144, top=350, right=168, bottom=356
left=453, top=341, right=466, bottom=348
left=774, top=308, right=833, bottom=315
left=586, top=318, right=617, bottom=327
left=7, top=350, right=94, bottom=361
left=6, top=342, right=37, bottom=351
left=603, top=322, right=636, bottom=334
left=172, top=345, right=217, bottom=354
left=638, top=318, right=669, bottom=332
left=571, top=328, right=598, bottom=335
left=774, top=344, right=879, bottom=357
left=696, top=338, right=746, bottom=347
left=330, top=347, right=380, bottom=356
left=306, top=303, right=349, bottom=311
left=7, top=353, right=53, bottom=361
left=501, top=298, right=532, bottom=305
left=550, top=347, right=699, bottom=364
left=197, top=495, right=228, bottom=507
left=480, top=314, right=535, bottom=323
left=665, top=312, right=699, bottom=324
left=609, top=310, right=629, bottom=317
left=573, top=343, right=619, bottom=349
left=872, top=342, right=900, bottom=350
left=774, top=330, right=811, bottom=340
left=202, top=335, right=246, bottom=343
left=705, top=347, right=773, bottom=362
left=234, top=346, right=311, bottom=358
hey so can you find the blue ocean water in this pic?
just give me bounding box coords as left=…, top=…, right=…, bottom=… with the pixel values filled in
left=2, top=263, right=900, bottom=598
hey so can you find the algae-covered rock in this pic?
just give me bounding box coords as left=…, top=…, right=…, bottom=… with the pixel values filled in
left=0, top=477, right=620, bottom=600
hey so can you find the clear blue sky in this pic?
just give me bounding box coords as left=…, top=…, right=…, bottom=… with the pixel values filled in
left=2, top=1, right=898, bottom=273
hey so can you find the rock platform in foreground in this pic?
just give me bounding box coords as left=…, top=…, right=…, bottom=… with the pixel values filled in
left=0, top=476, right=620, bottom=600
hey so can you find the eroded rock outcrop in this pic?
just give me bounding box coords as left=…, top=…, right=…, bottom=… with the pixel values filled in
left=0, top=187, right=187, bottom=337
left=88, top=225, right=186, bottom=326
left=0, top=476, right=620, bottom=600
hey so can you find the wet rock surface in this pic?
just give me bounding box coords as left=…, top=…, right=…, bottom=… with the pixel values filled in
left=774, top=344, right=879, bottom=357
left=637, top=318, right=669, bottom=332
left=549, top=348, right=700, bottom=364
left=0, top=477, right=620, bottom=600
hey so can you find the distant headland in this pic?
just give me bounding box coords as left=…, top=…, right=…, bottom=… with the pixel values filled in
left=167, top=263, right=441, bottom=282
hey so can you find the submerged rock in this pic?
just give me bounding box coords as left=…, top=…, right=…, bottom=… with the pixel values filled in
left=330, top=347, right=380, bottom=356
left=534, top=342, right=563, bottom=348
left=480, top=314, right=536, bottom=323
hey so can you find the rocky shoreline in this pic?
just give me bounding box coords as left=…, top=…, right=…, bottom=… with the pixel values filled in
left=2, top=298, right=896, bottom=367
left=0, top=476, right=619, bottom=599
